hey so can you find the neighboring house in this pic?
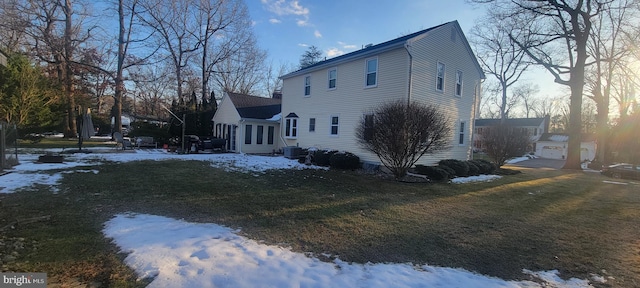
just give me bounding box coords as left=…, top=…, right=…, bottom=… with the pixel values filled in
left=280, top=21, right=485, bottom=166
left=473, top=117, right=549, bottom=152
left=535, top=133, right=596, bottom=161
left=212, top=92, right=281, bottom=154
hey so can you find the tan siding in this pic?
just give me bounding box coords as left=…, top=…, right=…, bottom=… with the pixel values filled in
left=237, top=121, right=281, bottom=154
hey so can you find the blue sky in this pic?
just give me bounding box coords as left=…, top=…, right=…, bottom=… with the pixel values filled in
left=246, top=0, right=482, bottom=67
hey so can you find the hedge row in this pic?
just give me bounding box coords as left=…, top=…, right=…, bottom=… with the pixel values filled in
left=414, top=159, right=497, bottom=181
left=298, top=149, right=361, bottom=170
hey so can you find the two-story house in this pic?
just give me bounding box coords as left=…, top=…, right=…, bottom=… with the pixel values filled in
left=280, top=21, right=485, bottom=166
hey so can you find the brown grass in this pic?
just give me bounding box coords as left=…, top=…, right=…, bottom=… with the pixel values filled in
left=1, top=160, right=638, bottom=287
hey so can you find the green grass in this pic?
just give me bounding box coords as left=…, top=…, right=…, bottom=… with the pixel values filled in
left=1, top=160, right=639, bottom=287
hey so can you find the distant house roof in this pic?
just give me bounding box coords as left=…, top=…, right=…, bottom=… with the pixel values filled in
left=227, top=92, right=281, bottom=120
left=282, top=21, right=484, bottom=79
left=538, top=133, right=597, bottom=142
left=475, top=118, right=546, bottom=127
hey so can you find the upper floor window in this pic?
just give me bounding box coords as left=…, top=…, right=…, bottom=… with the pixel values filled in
left=366, top=58, right=378, bottom=87
left=304, top=75, right=311, bottom=96
left=328, top=68, right=337, bottom=89
left=330, top=116, right=339, bottom=135
left=436, top=62, right=445, bottom=92
left=455, top=70, right=463, bottom=97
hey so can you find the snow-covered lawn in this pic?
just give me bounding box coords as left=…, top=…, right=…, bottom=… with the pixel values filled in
left=1, top=149, right=599, bottom=287
left=104, top=213, right=592, bottom=288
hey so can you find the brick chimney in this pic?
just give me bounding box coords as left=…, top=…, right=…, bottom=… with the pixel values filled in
left=272, top=89, right=282, bottom=99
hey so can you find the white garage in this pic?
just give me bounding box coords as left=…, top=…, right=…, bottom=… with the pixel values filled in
left=535, top=133, right=596, bottom=161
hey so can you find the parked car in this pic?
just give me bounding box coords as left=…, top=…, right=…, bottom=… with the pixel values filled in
left=601, top=163, right=640, bottom=180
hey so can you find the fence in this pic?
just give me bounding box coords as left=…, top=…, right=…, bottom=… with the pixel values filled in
left=0, top=122, right=18, bottom=172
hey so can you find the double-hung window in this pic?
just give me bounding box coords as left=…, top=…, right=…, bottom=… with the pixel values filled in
left=455, top=70, right=463, bottom=97
left=330, top=116, right=339, bottom=135
left=365, top=58, right=378, bottom=87
left=328, top=68, right=337, bottom=89
left=458, top=121, right=466, bottom=145
left=309, top=118, right=316, bottom=132
left=304, top=75, right=311, bottom=96
left=436, top=62, right=445, bottom=92
left=364, top=114, right=374, bottom=141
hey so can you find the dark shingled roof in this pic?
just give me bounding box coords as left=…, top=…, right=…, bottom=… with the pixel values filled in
left=475, top=118, right=546, bottom=127
left=296, top=22, right=448, bottom=72
left=227, top=92, right=281, bottom=120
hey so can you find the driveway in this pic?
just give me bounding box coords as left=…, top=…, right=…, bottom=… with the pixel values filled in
left=507, top=158, right=566, bottom=169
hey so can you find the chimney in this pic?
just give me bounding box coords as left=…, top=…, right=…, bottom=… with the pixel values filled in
left=272, top=89, right=282, bottom=99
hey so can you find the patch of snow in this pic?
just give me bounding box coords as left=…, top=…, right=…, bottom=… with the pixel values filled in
left=104, top=214, right=592, bottom=288
left=266, top=113, right=281, bottom=121
left=452, top=175, right=502, bottom=184
left=507, top=157, right=530, bottom=164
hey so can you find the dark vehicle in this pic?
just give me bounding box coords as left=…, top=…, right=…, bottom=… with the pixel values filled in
left=601, top=163, right=640, bottom=180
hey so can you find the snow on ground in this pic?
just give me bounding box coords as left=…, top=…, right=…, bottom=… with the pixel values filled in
left=103, top=213, right=592, bottom=288
left=451, top=174, right=502, bottom=184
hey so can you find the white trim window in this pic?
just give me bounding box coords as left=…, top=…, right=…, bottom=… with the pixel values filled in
left=455, top=70, right=463, bottom=97
left=304, top=75, right=311, bottom=96
left=328, top=68, right=337, bottom=89
left=330, top=116, right=339, bottom=135
left=458, top=121, right=466, bottom=145
left=365, top=58, right=378, bottom=87
left=309, top=118, right=316, bottom=132
left=285, top=117, right=298, bottom=138
left=436, top=62, right=445, bottom=92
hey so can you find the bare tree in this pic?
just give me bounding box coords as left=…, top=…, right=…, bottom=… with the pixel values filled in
left=213, top=35, right=267, bottom=95
left=470, top=12, right=531, bottom=120
left=140, top=0, right=199, bottom=102
left=195, top=0, right=254, bottom=102
left=513, top=84, right=539, bottom=118
left=481, top=123, right=531, bottom=167
left=585, top=0, right=638, bottom=164
left=473, top=0, right=608, bottom=169
left=355, top=100, right=451, bottom=180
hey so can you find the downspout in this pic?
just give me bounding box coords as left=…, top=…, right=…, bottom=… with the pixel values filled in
left=238, top=119, right=245, bottom=154
left=404, top=42, right=413, bottom=105
left=470, top=79, right=484, bottom=160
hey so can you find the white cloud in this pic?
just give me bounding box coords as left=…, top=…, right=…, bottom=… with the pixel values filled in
left=314, top=30, right=322, bottom=38
left=269, top=18, right=281, bottom=24
left=326, top=48, right=344, bottom=58
left=298, top=43, right=309, bottom=47
left=297, top=19, right=309, bottom=26
left=262, top=0, right=309, bottom=16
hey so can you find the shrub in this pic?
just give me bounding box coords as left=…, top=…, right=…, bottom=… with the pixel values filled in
left=313, top=150, right=337, bottom=167
left=469, top=159, right=497, bottom=174
left=329, top=152, right=361, bottom=170
left=414, top=165, right=449, bottom=182
left=438, top=159, right=470, bottom=177
left=436, top=165, right=456, bottom=179
left=467, top=161, right=480, bottom=176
